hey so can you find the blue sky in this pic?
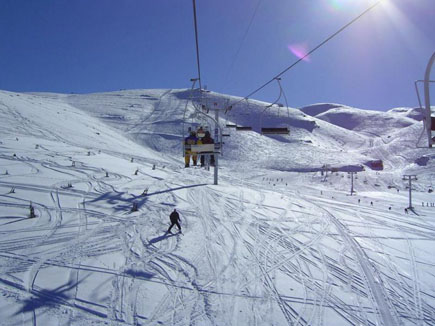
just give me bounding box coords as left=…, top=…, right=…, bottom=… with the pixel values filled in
left=0, top=0, right=433, bottom=111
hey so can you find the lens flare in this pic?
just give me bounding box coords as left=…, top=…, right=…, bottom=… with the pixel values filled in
left=327, top=0, right=379, bottom=12
left=326, top=0, right=354, bottom=11
left=330, top=0, right=344, bottom=11
left=288, top=43, right=311, bottom=62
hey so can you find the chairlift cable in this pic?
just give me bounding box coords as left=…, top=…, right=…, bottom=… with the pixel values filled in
left=192, top=0, right=203, bottom=90
left=230, top=0, right=385, bottom=107
left=224, top=0, right=264, bottom=84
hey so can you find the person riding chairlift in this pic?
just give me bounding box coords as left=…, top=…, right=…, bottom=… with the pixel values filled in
left=196, top=127, right=205, bottom=138
left=195, top=127, right=205, bottom=166
left=200, top=130, right=215, bottom=167
left=184, top=131, right=198, bottom=167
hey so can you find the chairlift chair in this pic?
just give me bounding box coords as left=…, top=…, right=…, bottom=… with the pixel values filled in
left=236, top=126, right=252, bottom=131
left=260, top=78, right=291, bottom=135
left=261, top=127, right=289, bottom=134
left=261, top=103, right=289, bottom=134
left=233, top=99, right=253, bottom=131
left=223, top=104, right=237, bottom=128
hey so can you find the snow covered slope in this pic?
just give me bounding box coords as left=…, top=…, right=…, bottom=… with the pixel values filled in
left=1, top=89, right=435, bottom=326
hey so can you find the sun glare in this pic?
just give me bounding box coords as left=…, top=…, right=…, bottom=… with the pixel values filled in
left=326, top=0, right=380, bottom=11
left=375, top=0, right=431, bottom=58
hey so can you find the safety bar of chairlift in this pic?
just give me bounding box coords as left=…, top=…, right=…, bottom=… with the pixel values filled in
left=188, top=144, right=220, bottom=153
left=414, top=80, right=435, bottom=109
left=236, top=126, right=252, bottom=131
left=261, top=127, right=289, bottom=134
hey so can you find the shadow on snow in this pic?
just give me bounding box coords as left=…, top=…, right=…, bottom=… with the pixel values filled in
left=85, top=183, right=207, bottom=212
left=148, top=232, right=178, bottom=245
left=15, top=276, right=89, bottom=316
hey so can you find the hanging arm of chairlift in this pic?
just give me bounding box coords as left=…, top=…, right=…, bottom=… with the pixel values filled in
left=415, top=80, right=435, bottom=145
left=182, top=78, right=199, bottom=156
left=415, top=80, right=435, bottom=110
left=233, top=99, right=252, bottom=130
left=260, top=78, right=290, bottom=135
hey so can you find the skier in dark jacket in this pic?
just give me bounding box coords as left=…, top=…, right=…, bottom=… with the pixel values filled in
left=167, top=209, right=181, bottom=233
left=200, top=131, right=215, bottom=167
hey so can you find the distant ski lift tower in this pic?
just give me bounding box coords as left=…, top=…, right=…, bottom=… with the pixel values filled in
left=403, top=175, right=417, bottom=209
left=321, top=164, right=330, bottom=182
left=213, top=104, right=219, bottom=185
left=204, top=101, right=224, bottom=185
left=348, top=171, right=357, bottom=196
